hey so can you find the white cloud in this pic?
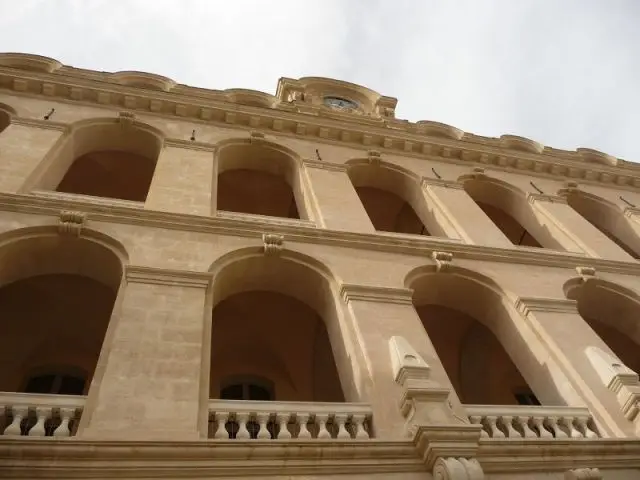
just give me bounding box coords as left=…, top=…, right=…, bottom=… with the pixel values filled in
left=0, top=0, right=639, bottom=160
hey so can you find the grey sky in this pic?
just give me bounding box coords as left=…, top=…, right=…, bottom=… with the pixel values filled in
left=1, top=0, right=639, bottom=161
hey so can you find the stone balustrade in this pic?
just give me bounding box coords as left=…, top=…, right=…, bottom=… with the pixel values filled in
left=0, top=392, right=84, bottom=438
left=208, top=399, right=373, bottom=440
left=465, top=404, right=601, bottom=439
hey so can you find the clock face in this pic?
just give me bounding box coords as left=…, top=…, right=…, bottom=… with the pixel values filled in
left=324, top=96, right=358, bottom=110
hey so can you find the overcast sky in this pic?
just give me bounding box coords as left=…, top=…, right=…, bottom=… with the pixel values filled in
left=1, top=0, right=639, bottom=161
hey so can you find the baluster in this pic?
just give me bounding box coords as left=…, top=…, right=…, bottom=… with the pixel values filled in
left=562, top=416, right=583, bottom=438
left=469, top=415, right=488, bottom=437
left=334, top=414, right=351, bottom=439
left=235, top=413, right=251, bottom=439
left=4, top=407, right=27, bottom=436
left=29, top=407, right=49, bottom=437
left=545, top=416, right=567, bottom=438
left=297, top=413, right=312, bottom=439
left=255, top=412, right=271, bottom=440
left=53, top=408, right=74, bottom=437
left=316, top=414, right=332, bottom=439
left=574, top=417, right=599, bottom=439
left=214, top=412, right=230, bottom=439
left=531, top=416, right=553, bottom=438
left=521, top=416, right=538, bottom=438
left=351, top=414, right=369, bottom=439
left=275, top=413, right=291, bottom=439
left=484, top=415, right=505, bottom=438
left=500, top=415, right=521, bottom=438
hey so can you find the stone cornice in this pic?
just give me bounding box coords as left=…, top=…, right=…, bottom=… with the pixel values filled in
left=421, top=177, right=464, bottom=189
left=5, top=192, right=640, bottom=276
left=340, top=284, right=415, bottom=305
left=125, top=265, right=213, bottom=288
left=0, top=439, right=423, bottom=477
left=302, top=158, right=348, bottom=172
left=527, top=192, right=568, bottom=204
left=2, top=68, right=640, bottom=192
left=163, top=138, right=218, bottom=152
left=515, top=297, right=579, bottom=316
left=10, top=116, right=69, bottom=132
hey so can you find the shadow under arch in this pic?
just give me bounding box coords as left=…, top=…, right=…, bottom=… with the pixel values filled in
left=562, top=189, right=640, bottom=259
left=405, top=264, right=568, bottom=406
left=0, top=102, right=16, bottom=134
left=30, top=116, right=165, bottom=202
left=214, top=138, right=310, bottom=220
left=205, top=247, right=354, bottom=404
left=564, top=276, right=640, bottom=374
left=459, top=174, right=554, bottom=248
left=0, top=226, right=128, bottom=396
left=346, top=158, right=438, bottom=236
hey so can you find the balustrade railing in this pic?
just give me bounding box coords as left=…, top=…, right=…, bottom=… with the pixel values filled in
left=208, top=399, right=373, bottom=440
left=0, top=392, right=84, bottom=438
left=466, top=404, right=601, bottom=439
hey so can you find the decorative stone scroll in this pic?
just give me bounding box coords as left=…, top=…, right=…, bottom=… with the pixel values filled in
left=471, top=166, right=485, bottom=177
left=367, top=149, right=382, bottom=166
left=433, top=457, right=484, bottom=480
left=576, top=266, right=597, bottom=283
left=249, top=131, right=265, bottom=143
left=117, top=111, right=135, bottom=129
left=432, top=251, right=453, bottom=272
left=263, top=233, right=284, bottom=256
left=58, top=210, right=86, bottom=236
left=565, top=468, right=602, bottom=480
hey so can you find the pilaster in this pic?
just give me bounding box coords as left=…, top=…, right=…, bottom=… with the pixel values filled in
left=80, top=266, right=212, bottom=441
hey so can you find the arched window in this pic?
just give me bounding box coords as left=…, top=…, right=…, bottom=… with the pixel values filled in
left=347, top=161, right=437, bottom=236
left=34, top=118, right=163, bottom=202
left=215, top=142, right=308, bottom=220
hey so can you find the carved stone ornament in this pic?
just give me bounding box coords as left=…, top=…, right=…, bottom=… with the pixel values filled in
left=576, top=266, right=596, bottom=283
left=433, top=457, right=484, bottom=480
left=564, top=468, right=602, bottom=480
left=58, top=210, right=87, bottom=236
left=262, top=233, right=284, bottom=256
left=472, top=167, right=485, bottom=176
left=367, top=149, right=382, bottom=166
left=249, top=131, right=265, bottom=143
left=432, top=251, right=453, bottom=272
left=117, top=111, right=135, bottom=129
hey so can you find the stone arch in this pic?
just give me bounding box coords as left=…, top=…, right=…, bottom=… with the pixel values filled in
left=459, top=174, right=554, bottom=248
left=564, top=277, right=640, bottom=375
left=206, top=248, right=350, bottom=403
left=562, top=189, right=640, bottom=258
left=214, top=139, right=311, bottom=220
left=346, top=158, right=438, bottom=236
left=406, top=265, right=568, bottom=405
left=0, top=102, right=16, bottom=135
left=32, top=117, right=164, bottom=202
left=0, top=227, right=127, bottom=395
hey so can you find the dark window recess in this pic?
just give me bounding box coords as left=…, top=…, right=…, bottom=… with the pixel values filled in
left=514, top=391, right=541, bottom=406
left=220, top=382, right=274, bottom=401
left=24, top=373, right=86, bottom=396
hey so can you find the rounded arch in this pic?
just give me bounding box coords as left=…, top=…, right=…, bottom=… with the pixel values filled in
left=0, top=227, right=127, bottom=394
left=33, top=117, right=165, bottom=202
left=214, top=138, right=310, bottom=220
left=406, top=265, right=569, bottom=406
left=206, top=248, right=350, bottom=403
left=561, top=189, right=640, bottom=258
left=0, top=102, right=15, bottom=134
left=346, top=158, right=437, bottom=236
left=459, top=174, right=550, bottom=248
left=564, top=277, right=640, bottom=374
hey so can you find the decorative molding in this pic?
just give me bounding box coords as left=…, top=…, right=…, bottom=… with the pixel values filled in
left=57, top=210, right=86, bottom=236
left=340, top=284, right=414, bottom=305
left=367, top=149, right=382, bottom=166
left=565, top=468, right=602, bottom=480
left=432, top=251, right=453, bottom=272
left=215, top=209, right=316, bottom=228
left=117, top=111, right=135, bottom=128
left=576, top=265, right=597, bottom=282
left=528, top=192, right=568, bottom=204
left=515, top=297, right=579, bottom=316
left=249, top=130, right=265, bottom=143
left=125, top=265, right=213, bottom=288
left=421, top=177, right=464, bottom=189
left=164, top=138, right=218, bottom=152
left=262, top=233, right=284, bottom=256
left=433, top=457, right=484, bottom=480
left=302, top=159, right=348, bottom=173
left=10, top=116, right=69, bottom=132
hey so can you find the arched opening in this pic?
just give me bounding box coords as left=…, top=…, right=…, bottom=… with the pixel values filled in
left=408, top=269, right=564, bottom=406
left=0, top=231, right=124, bottom=396
left=38, top=119, right=163, bottom=202
left=565, top=191, right=640, bottom=259
left=347, top=161, right=434, bottom=235
left=567, top=280, right=640, bottom=374
left=215, top=142, right=307, bottom=220
left=209, top=253, right=347, bottom=403
left=462, top=177, right=543, bottom=247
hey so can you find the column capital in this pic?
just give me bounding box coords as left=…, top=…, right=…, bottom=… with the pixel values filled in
left=301, top=158, right=348, bottom=172
left=421, top=177, right=464, bottom=189
left=125, top=265, right=213, bottom=288
left=527, top=192, right=568, bottom=204
left=515, top=296, right=578, bottom=316
left=340, top=283, right=414, bottom=305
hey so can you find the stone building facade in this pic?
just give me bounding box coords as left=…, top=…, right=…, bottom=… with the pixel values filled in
left=0, top=52, right=639, bottom=479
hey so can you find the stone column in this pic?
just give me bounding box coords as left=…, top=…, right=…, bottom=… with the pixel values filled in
left=145, top=141, right=215, bottom=216
left=339, top=284, right=468, bottom=439
left=0, top=118, right=67, bottom=193
left=421, top=178, right=513, bottom=247
left=79, top=266, right=212, bottom=441
left=516, top=296, right=635, bottom=438
left=529, top=193, right=633, bottom=260
left=302, top=160, right=375, bottom=233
